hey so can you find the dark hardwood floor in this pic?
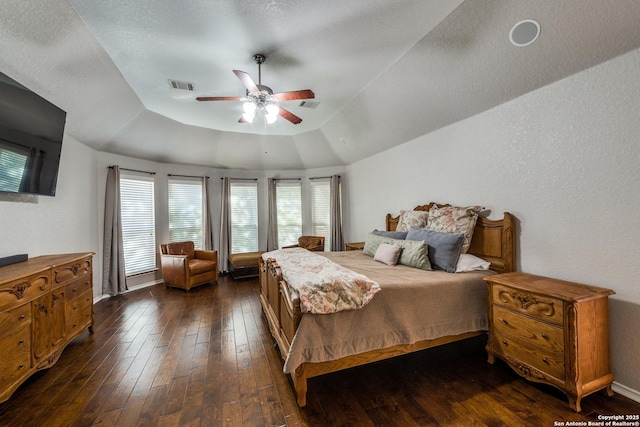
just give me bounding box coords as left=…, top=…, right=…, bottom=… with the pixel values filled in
left=1, top=275, right=638, bottom=426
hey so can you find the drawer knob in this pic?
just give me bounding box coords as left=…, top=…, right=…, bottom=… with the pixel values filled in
left=541, top=333, right=548, bottom=339
left=19, top=364, right=24, bottom=369
left=502, top=339, right=508, bottom=346
left=19, top=339, right=25, bottom=344
left=19, top=314, right=25, bottom=320
left=73, top=288, right=78, bottom=292
left=542, top=358, right=549, bottom=364
left=502, top=319, right=508, bottom=324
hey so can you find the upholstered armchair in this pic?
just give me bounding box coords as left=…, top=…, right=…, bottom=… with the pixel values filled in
left=282, top=235, right=325, bottom=252
left=159, top=241, right=218, bottom=291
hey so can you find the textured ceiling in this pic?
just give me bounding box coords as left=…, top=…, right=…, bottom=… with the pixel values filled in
left=1, top=0, right=640, bottom=170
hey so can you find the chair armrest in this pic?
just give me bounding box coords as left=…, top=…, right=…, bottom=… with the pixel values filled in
left=194, top=250, right=217, bottom=261
left=160, top=254, right=189, bottom=287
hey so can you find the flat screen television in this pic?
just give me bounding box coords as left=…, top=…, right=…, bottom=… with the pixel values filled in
left=0, top=70, right=66, bottom=197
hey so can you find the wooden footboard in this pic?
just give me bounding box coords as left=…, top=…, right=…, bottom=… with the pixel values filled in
left=258, top=207, right=516, bottom=407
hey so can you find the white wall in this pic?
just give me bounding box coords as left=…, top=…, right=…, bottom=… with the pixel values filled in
left=346, top=48, right=640, bottom=396
left=0, top=135, right=100, bottom=291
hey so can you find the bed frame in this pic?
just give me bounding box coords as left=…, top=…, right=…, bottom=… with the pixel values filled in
left=259, top=203, right=515, bottom=407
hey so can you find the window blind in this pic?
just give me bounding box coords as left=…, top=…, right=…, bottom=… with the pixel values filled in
left=0, top=148, right=28, bottom=193
left=120, top=176, right=156, bottom=275
left=276, top=181, right=302, bottom=247
left=311, top=180, right=331, bottom=251
left=168, top=178, right=203, bottom=249
left=230, top=181, right=258, bottom=254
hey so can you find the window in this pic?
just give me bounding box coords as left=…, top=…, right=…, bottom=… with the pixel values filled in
left=276, top=181, right=302, bottom=247
left=120, top=175, right=156, bottom=275
left=168, top=178, right=203, bottom=248
left=311, top=179, right=331, bottom=251
left=230, top=181, right=258, bottom=254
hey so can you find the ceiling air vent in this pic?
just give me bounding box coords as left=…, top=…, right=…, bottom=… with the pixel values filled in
left=299, top=100, right=320, bottom=109
left=168, top=79, right=195, bottom=91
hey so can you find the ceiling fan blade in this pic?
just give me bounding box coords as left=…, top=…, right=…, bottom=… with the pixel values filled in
left=273, top=89, right=315, bottom=102
left=196, top=96, right=243, bottom=101
left=278, top=106, right=303, bottom=124
left=233, top=70, right=260, bottom=93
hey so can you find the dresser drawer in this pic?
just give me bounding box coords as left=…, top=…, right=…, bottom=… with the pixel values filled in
left=65, top=290, right=92, bottom=320
left=491, top=284, right=563, bottom=325
left=493, top=306, right=564, bottom=353
left=0, top=304, right=31, bottom=341
left=0, top=271, right=51, bottom=313
left=495, top=329, right=565, bottom=380
left=0, top=326, right=31, bottom=387
left=64, top=276, right=92, bottom=303
left=52, top=257, right=92, bottom=289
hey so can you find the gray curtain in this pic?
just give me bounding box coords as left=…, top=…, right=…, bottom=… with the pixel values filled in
left=219, top=177, right=231, bottom=273
left=266, top=178, right=278, bottom=251
left=202, top=176, right=214, bottom=251
left=330, top=175, right=344, bottom=251
left=102, top=165, right=127, bottom=295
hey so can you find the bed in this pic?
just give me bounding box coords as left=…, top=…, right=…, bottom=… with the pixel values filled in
left=259, top=203, right=515, bottom=407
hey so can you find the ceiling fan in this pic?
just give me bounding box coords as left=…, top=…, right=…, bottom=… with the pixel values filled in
left=196, top=54, right=315, bottom=125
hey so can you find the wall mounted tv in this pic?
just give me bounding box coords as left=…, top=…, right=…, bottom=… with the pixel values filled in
left=0, top=70, right=66, bottom=197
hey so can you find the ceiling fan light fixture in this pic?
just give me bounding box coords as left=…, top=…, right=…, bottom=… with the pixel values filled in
left=243, top=102, right=257, bottom=114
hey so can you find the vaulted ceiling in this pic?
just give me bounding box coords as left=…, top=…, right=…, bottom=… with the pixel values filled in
left=1, top=0, right=640, bottom=170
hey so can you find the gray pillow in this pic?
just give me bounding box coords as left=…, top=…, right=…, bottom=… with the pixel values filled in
left=406, top=227, right=464, bottom=273
left=372, top=229, right=408, bottom=240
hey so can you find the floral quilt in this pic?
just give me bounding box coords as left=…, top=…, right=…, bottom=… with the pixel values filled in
left=262, top=248, right=381, bottom=314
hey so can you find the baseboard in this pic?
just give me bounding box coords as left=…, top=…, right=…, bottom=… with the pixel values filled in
left=93, top=279, right=164, bottom=304
left=612, top=381, right=640, bottom=404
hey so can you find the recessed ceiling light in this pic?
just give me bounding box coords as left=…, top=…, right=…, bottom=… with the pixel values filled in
left=509, top=19, right=540, bottom=47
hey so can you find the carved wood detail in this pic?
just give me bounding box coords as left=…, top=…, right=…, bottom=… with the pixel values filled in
left=498, top=289, right=556, bottom=316
left=0, top=282, right=31, bottom=300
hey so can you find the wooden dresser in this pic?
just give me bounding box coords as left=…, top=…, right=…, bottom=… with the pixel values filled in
left=485, top=272, right=615, bottom=412
left=0, top=253, right=94, bottom=403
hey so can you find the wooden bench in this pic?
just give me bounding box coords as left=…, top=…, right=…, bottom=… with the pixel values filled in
left=228, top=251, right=264, bottom=280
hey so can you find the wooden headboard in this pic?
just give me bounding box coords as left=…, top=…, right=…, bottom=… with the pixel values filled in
left=385, top=204, right=515, bottom=274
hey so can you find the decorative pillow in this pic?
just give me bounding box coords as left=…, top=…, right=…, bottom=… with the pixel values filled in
left=396, top=209, right=429, bottom=232
left=406, top=228, right=464, bottom=273
left=373, top=243, right=402, bottom=266
left=363, top=232, right=390, bottom=257
left=396, top=238, right=431, bottom=270
left=372, top=229, right=408, bottom=240
left=427, top=205, right=483, bottom=254
left=455, top=254, right=491, bottom=273
left=364, top=233, right=431, bottom=270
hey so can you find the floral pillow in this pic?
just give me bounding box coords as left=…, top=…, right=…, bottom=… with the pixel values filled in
left=427, top=205, right=483, bottom=254
left=396, top=209, right=429, bottom=232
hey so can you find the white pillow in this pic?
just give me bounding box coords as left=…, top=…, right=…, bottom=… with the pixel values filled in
left=455, top=254, right=490, bottom=273
left=373, top=243, right=402, bottom=266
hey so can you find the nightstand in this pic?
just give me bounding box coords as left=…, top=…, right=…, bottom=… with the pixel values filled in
left=345, top=242, right=365, bottom=251
left=484, top=272, right=615, bottom=412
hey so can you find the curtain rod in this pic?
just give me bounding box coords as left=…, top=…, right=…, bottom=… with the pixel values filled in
left=108, top=166, right=155, bottom=175
left=222, top=177, right=258, bottom=181
left=309, top=175, right=340, bottom=180
left=273, top=178, right=301, bottom=181
left=168, top=174, right=209, bottom=179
